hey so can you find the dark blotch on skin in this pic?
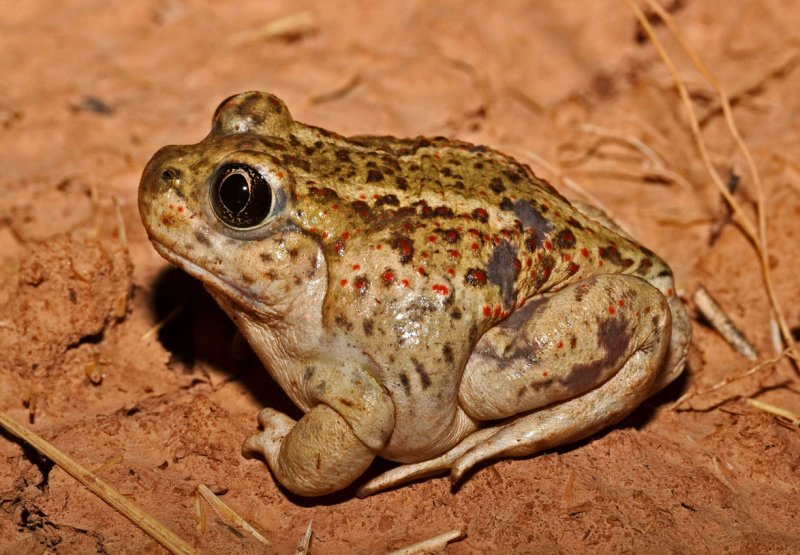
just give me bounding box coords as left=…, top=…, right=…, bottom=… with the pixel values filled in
left=195, top=231, right=211, bottom=246
left=367, top=169, right=384, bottom=182
left=489, top=177, right=506, bottom=194
left=487, top=241, right=519, bottom=309
left=514, top=199, right=553, bottom=248
left=334, top=314, right=353, bottom=332
left=599, top=245, right=634, bottom=268
left=412, top=358, right=432, bottom=389
left=391, top=236, right=415, bottom=264
left=562, top=316, right=631, bottom=392
left=555, top=228, right=576, bottom=248
left=442, top=343, right=454, bottom=364
left=363, top=318, right=374, bottom=336
left=375, top=194, right=400, bottom=207
left=399, top=373, right=411, bottom=395
left=450, top=309, right=462, bottom=320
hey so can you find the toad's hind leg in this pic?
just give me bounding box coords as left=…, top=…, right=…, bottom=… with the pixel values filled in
left=452, top=273, right=671, bottom=478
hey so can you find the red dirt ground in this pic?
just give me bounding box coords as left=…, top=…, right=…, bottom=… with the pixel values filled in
left=1, top=1, right=799, bottom=553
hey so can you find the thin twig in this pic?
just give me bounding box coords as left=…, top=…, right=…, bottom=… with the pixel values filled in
left=693, top=285, right=757, bottom=360
left=671, top=347, right=797, bottom=410
left=196, top=484, right=270, bottom=546
left=142, top=305, right=183, bottom=340
left=296, top=519, right=313, bottom=554
left=388, top=528, right=466, bottom=555
left=746, top=398, right=800, bottom=426
left=0, top=411, right=195, bottom=555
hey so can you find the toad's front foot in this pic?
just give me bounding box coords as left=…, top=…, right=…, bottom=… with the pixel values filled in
left=243, top=405, right=377, bottom=496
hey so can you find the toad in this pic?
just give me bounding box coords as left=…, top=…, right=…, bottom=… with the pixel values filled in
left=138, top=92, right=690, bottom=497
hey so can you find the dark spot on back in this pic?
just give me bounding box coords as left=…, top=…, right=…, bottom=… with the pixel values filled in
left=375, top=194, right=399, bottom=207
left=442, top=343, right=454, bottom=364
left=487, top=241, right=519, bottom=309
left=399, top=373, right=411, bottom=395
left=195, top=231, right=211, bottom=246
left=489, top=177, right=506, bottom=193
left=367, top=169, right=384, bottom=182
left=335, top=314, right=353, bottom=332
left=555, top=228, right=576, bottom=248
left=514, top=199, right=553, bottom=248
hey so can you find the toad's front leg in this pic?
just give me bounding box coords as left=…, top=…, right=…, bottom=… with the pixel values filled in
left=243, top=364, right=394, bottom=496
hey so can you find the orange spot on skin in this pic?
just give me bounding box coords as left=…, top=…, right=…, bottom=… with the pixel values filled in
left=422, top=252, right=430, bottom=259
left=526, top=258, right=532, bottom=268
left=417, top=267, right=427, bottom=276
left=400, top=279, right=410, bottom=288
left=177, top=206, right=184, bottom=212
left=493, top=305, right=502, bottom=317
left=332, top=204, right=339, bottom=210
left=568, top=263, right=579, bottom=275
left=447, top=268, right=456, bottom=276
left=428, top=235, right=437, bottom=243
left=482, top=306, right=492, bottom=318
left=557, top=340, right=564, bottom=349
left=563, top=253, right=571, bottom=262
left=608, top=306, right=616, bottom=315
left=340, top=279, right=348, bottom=287
left=432, top=284, right=449, bottom=296
left=381, top=270, right=395, bottom=285
left=542, top=371, right=549, bottom=377
left=169, top=204, right=174, bottom=209
left=322, top=232, right=330, bottom=238
left=667, top=288, right=674, bottom=297
left=277, top=171, right=284, bottom=178
left=449, top=250, right=460, bottom=258
left=618, top=299, right=625, bottom=308
left=471, top=243, right=479, bottom=251
left=352, top=264, right=361, bottom=271
left=376, top=244, right=382, bottom=250
left=342, top=231, right=350, bottom=240
left=580, top=247, right=589, bottom=258
left=598, top=260, right=604, bottom=267
left=544, top=240, right=553, bottom=251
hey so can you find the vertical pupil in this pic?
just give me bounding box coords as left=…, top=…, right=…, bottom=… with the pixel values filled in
left=219, top=172, right=250, bottom=215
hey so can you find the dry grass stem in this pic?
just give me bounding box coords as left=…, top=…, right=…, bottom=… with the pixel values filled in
left=296, top=519, right=313, bottom=555
left=141, top=305, right=183, bottom=340
left=672, top=347, right=798, bottom=410
left=388, top=528, right=466, bottom=555
left=577, top=123, right=693, bottom=192
left=112, top=196, right=128, bottom=249
left=308, top=74, right=363, bottom=105
left=693, top=285, right=757, bottom=360
left=196, top=484, right=270, bottom=546
left=631, top=0, right=795, bottom=358
left=698, top=50, right=799, bottom=125
left=0, top=410, right=195, bottom=555
left=746, top=398, right=800, bottom=427
left=231, top=11, right=317, bottom=44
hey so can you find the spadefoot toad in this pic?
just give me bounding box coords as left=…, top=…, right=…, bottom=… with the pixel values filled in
left=139, top=92, right=690, bottom=497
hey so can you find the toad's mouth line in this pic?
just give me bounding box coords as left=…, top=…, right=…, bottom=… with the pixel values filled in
left=151, top=241, right=277, bottom=317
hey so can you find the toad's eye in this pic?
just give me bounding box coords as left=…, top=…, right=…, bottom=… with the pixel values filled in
left=210, top=163, right=273, bottom=229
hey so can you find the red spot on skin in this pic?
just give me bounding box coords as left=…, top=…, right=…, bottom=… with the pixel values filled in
left=581, top=247, right=590, bottom=258
left=322, top=232, right=330, bottom=238
left=169, top=204, right=174, bottom=209
left=352, top=264, right=361, bottom=271
left=428, top=235, right=437, bottom=243
left=502, top=229, right=510, bottom=238
left=494, top=305, right=502, bottom=317
left=277, top=171, right=284, bottom=178
left=354, top=277, right=368, bottom=295
left=342, top=231, right=350, bottom=240
left=341, top=279, right=348, bottom=286
left=543, top=371, right=549, bottom=377
left=544, top=240, right=553, bottom=251
left=563, top=253, right=571, bottom=262
left=618, top=299, right=625, bottom=308
left=598, top=260, right=604, bottom=267
left=468, top=228, right=481, bottom=236
left=482, top=306, right=492, bottom=318
left=526, top=258, right=532, bottom=268
left=381, top=270, right=395, bottom=285
left=422, top=252, right=430, bottom=259
left=401, top=279, right=410, bottom=288
left=373, top=194, right=380, bottom=200
left=557, top=340, right=564, bottom=349
left=432, top=284, right=449, bottom=296
left=417, top=267, right=427, bottom=276
left=513, top=259, right=522, bottom=272
left=332, top=204, right=339, bottom=210
left=359, top=194, right=367, bottom=200
left=471, top=243, right=479, bottom=251
left=449, top=250, right=460, bottom=258
left=608, top=306, right=616, bottom=315
left=376, top=244, right=382, bottom=250
left=568, top=263, right=579, bottom=275
left=667, top=288, right=674, bottom=297
left=177, top=206, right=184, bottom=212
left=447, top=268, right=456, bottom=276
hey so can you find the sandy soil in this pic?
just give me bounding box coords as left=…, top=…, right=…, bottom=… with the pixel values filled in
left=1, top=1, right=799, bottom=553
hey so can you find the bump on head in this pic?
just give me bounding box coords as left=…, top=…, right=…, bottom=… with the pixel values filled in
left=211, top=91, right=294, bottom=137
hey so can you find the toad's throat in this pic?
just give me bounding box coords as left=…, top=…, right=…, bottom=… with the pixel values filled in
left=151, top=241, right=278, bottom=317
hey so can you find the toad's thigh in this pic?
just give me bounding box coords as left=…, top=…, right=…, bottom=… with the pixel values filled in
left=458, top=274, right=670, bottom=421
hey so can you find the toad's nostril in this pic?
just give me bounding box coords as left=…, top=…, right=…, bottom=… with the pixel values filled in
left=161, top=167, right=181, bottom=183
